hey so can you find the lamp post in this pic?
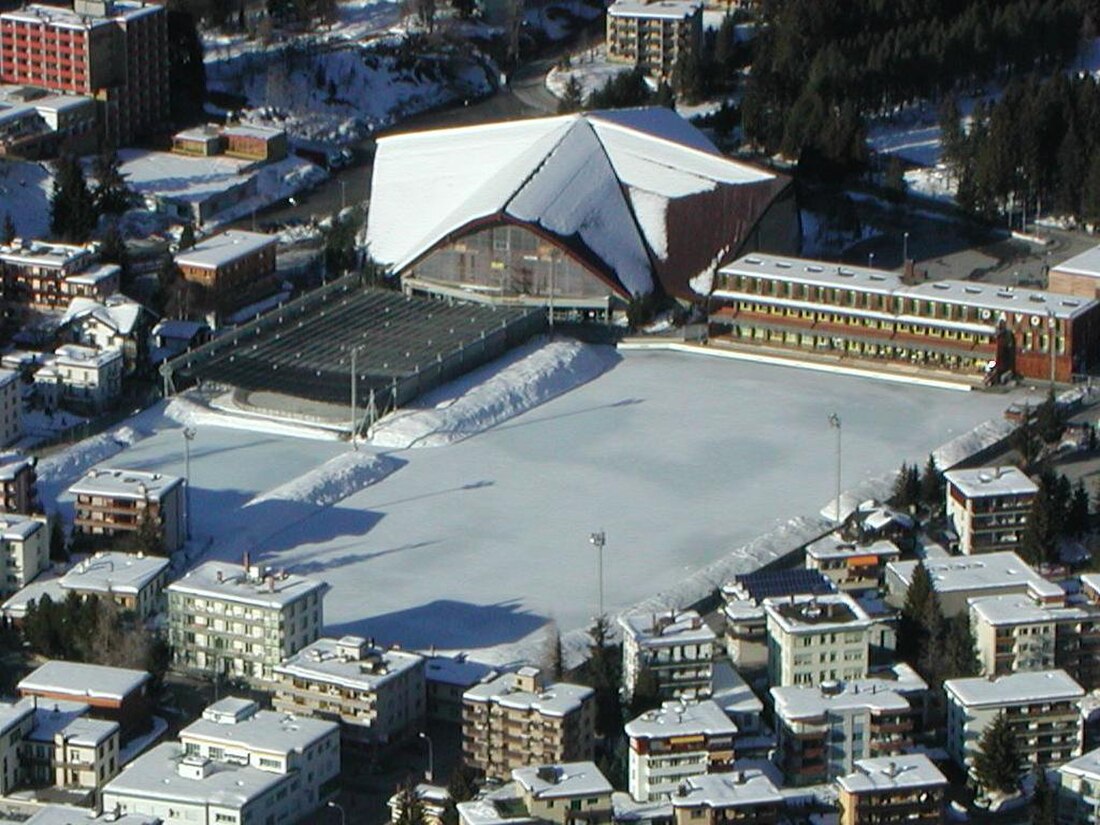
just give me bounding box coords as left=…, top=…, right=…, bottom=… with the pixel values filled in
left=828, top=413, right=842, bottom=526
left=419, top=731, right=434, bottom=782
left=1047, top=309, right=1057, bottom=390
left=868, top=252, right=875, bottom=269
left=327, top=801, right=346, bottom=825
left=589, top=530, right=606, bottom=620
left=903, top=232, right=909, bottom=264
left=182, top=427, right=195, bottom=541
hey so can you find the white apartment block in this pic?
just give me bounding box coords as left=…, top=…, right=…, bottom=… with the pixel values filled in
left=944, top=669, right=1084, bottom=780
left=0, top=513, right=47, bottom=598
left=0, top=700, right=36, bottom=793
left=885, top=552, right=1065, bottom=617
left=1057, top=746, right=1100, bottom=825
left=37, top=345, right=123, bottom=412
left=620, top=610, right=716, bottom=701
left=23, top=806, right=160, bottom=825
left=765, top=593, right=873, bottom=688
left=771, top=682, right=914, bottom=787
left=167, top=560, right=328, bottom=683
left=0, top=368, right=21, bottom=447
left=624, top=700, right=736, bottom=802
left=179, top=698, right=340, bottom=804
left=70, top=468, right=185, bottom=554
left=969, top=594, right=1084, bottom=677
left=606, top=0, right=702, bottom=80
left=668, top=770, right=784, bottom=825
left=24, top=701, right=120, bottom=794
left=944, top=466, right=1038, bottom=556
left=58, top=550, right=171, bottom=619
left=513, top=762, right=613, bottom=825
left=273, top=635, right=425, bottom=746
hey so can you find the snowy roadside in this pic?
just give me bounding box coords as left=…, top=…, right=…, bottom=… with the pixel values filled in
left=165, top=395, right=342, bottom=442
left=36, top=425, right=148, bottom=490
left=368, top=338, right=621, bottom=449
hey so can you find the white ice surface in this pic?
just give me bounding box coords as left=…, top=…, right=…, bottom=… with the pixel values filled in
left=47, top=347, right=1021, bottom=666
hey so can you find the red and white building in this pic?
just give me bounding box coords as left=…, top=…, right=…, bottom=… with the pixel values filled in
left=0, top=0, right=168, bottom=146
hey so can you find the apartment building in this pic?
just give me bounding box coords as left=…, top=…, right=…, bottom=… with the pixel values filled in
left=620, top=609, right=716, bottom=701
left=669, top=770, right=783, bottom=825
left=0, top=0, right=169, bottom=146
left=1, top=241, right=118, bottom=310
left=0, top=368, right=20, bottom=447
left=0, top=453, right=39, bottom=514
left=624, top=700, right=736, bottom=802
left=462, top=667, right=596, bottom=781
left=605, top=0, right=702, bottom=80
left=177, top=697, right=340, bottom=807
left=0, top=700, right=36, bottom=793
left=804, top=538, right=901, bottom=593
left=38, top=345, right=124, bottom=413
left=513, top=763, right=613, bottom=825
left=424, top=653, right=495, bottom=724
left=885, top=552, right=1065, bottom=617
left=0, top=513, right=47, bottom=598
left=60, top=294, right=151, bottom=375
left=1050, top=245, right=1100, bottom=300
left=273, top=635, right=426, bottom=746
left=22, top=807, right=159, bottom=825
left=1057, top=745, right=1100, bottom=825
left=771, top=682, right=915, bottom=786
left=944, top=466, right=1038, bottom=556
left=24, top=701, right=120, bottom=795
left=721, top=569, right=835, bottom=670
left=765, top=593, right=873, bottom=688
left=173, top=230, right=278, bottom=314
left=836, top=755, right=948, bottom=825
left=167, top=559, right=328, bottom=683
left=172, top=123, right=287, bottom=162
left=19, top=660, right=152, bottom=741
left=70, top=467, right=183, bottom=553
left=711, top=254, right=1100, bottom=383
left=60, top=550, right=170, bottom=619
left=944, top=669, right=1084, bottom=780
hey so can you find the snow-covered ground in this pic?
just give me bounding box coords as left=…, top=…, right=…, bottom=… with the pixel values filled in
left=42, top=344, right=1021, bottom=665
left=545, top=46, right=630, bottom=101
left=0, top=160, right=53, bottom=240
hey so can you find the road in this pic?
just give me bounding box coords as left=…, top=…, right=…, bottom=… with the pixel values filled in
left=234, top=57, right=559, bottom=231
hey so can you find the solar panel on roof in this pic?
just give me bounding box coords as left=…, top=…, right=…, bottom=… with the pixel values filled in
left=733, top=568, right=835, bottom=601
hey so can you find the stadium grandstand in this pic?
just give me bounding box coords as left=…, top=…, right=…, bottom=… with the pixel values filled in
left=162, top=275, right=544, bottom=429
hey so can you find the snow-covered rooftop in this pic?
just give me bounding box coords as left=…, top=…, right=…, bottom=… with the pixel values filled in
left=624, top=699, right=736, bottom=740
left=764, top=592, right=872, bottom=634
left=0, top=513, right=43, bottom=541
left=0, top=451, right=33, bottom=481
left=181, top=702, right=337, bottom=755
left=0, top=240, right=91, bottom=269
left=464, top=670, right=593, bottom=717
left=1060, top=745, right=1100, bottom=781
left=513, top=762, right=612, bottom=799
left=805, top=537, right=901, bottom=562
left=175, top=230, right=276, bottom=270
left=944, top=466, right=1038, bottom=498
left=619, top=609, right=715, bottom=646
left=19, top=660, right=151, bottom=701
left=608, top=0, right=701, bottom=20
left=167, top=560, right=328, bottom=609
left=943, top=669, right=1084, bottom=708
left=887, top=552, right=1063, bottom=600
left=669, top=771, right=782, bottom=809
left=423, top=653, right=495, bottom=687
left=710, top=660, right=763, bottom=718
left=103, top=742, right=286, bottom=806
left=1, top=1, right=159, bottom=29
left=53, top=344, right=123, bottom=369
left=274, top=637, right=424, bottom=691
left=367, top=108, right=787, bottom=300
left=61, top=550, right=170, bottom=596
left=61, top=295, right=144, bottom=336
left=1052, top=245, right=1100, bottom=279
left=69, top=467, right=182, bottom=502
left=836, top=754, right=948, bottom=795
left=118, top=148, right=252, bottom=205
left=65, top=262, right=120, bottom=286
left=24, top=805, right=160, bottom=825
left=771, top=683, right=910, bottom=721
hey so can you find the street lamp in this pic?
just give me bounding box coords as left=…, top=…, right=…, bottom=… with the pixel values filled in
left=419, top=731, right=434, bottom=782
left=827, top=413, right=842, bottom=526
left=903, top=232, right=910, bottom=264
left=589, top=530, right=606, bottom=620
left=327, top=801, right=345, bottom=825
left=1047, top=309, right=1057, bottom=390
left=868, top=252, right=875, bottom=269
left=182, top=427, right=195, bottom=541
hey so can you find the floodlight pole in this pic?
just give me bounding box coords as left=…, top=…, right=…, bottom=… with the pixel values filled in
left=182, top=427, right=195, bottom=541
left=1048, top=309, right=1056, bottom=391
left=350, top=348, right=358, bottom=451
left=828, top=413, right=842, bottom=526
left=903, top=232, right=909, bottom=264
left=589, top=530, right=606, bottom=619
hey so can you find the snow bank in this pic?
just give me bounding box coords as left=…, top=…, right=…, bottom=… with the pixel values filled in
left=933, top=417, right=1016, bottom=470
left=37, top=425, right=146, bottom=485
left=246, top=450, right=400, bottom=509
left=369, top=339, right=620, bottom=449
left=165, top=394, right=341, bottom=442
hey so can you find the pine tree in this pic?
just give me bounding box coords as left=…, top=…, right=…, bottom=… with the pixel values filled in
left=884, top=155, right=907, bottom=203
left=558, top=76, right=584, bottom=114
left=92, top=150, right=132, bottom=216
left=178, top=223, right=196, bottom=251
left=939, top=94, right=966, bottom=170
left=49, top=514, right=68, bottom=564
left=973, top=712, right=1021, bottom=795
left=542, top=620, right=563, bottom=679
left=50, top=154, right=97, bottom=243
left=584, top=615, right=623, bottom=739
left=628, top=665, right=662, bottom=718
left=99, top=222, right=131, bottom=289
left=943, top=613, right=980, bottom=679
left=1031, top=766, right=1056, bottom=825
left=899, top=561, right=935, bottom=662
left=0, top=212, right=15, bottom=244
left=1069, top=481, right=1091, bottom=536
left=1036, top=390, right=1065, bottom=445
left=446, top=763, right=476, bottom=803
left=920, top=454, right=943, bottom=509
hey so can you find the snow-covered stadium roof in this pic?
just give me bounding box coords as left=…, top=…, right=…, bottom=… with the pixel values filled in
left=367, top=108, right=791, bottom=299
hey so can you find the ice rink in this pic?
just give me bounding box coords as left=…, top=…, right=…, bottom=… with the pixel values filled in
left=42, top=347, right=1019, bottom=660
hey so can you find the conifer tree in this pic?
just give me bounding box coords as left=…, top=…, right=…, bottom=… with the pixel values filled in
left=50, top=154, right=97, bottom=243
left=973, top=712, right=1021, bottom=795
left=920, top=454, right=944, bottom=510
left=558, top=76, right=584, bottom=114
left=92, top=150, right=132, bottom=216
left=394, top=778, right=427, bottom=825
left=1, top=213, right=15, bottom=245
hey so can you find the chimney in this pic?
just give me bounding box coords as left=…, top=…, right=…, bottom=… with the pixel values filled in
left=267, top=575, right=275, bottom=592
left=216, top=569, right=223, bottom=583
left=243, top=551, right=250, bottom=572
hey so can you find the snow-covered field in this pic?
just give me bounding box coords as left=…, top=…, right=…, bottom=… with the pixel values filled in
left=43, top=345, right=1019, bottom=663
left=0, top=160, right=53, bottom=240
left=545, top=47, right=630, bottom=101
